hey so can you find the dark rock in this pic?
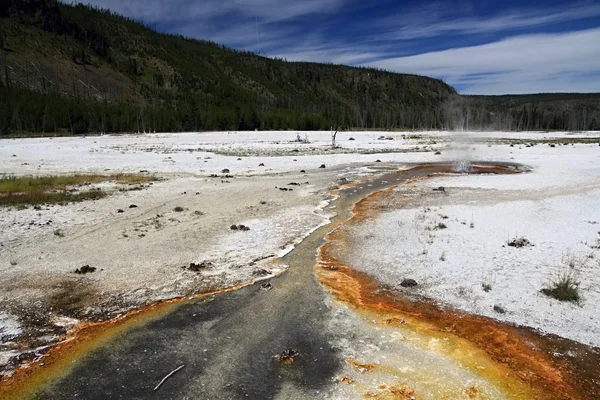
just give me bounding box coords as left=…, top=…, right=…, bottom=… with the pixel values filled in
left=253, top=268, right=271, bottom=276
left=117, top=209, right=124, bottom=213
left=433, top=186, right=446, bottom=192
left=375, top=160, right=381, bottom=163
left=508, top=237, right=532, bottom=248
left=259, top=163, right=265, bottom=167
left=400, top=278, right=418, bottom=288
left=187, top=261, right=213, bottom=272
left=434, top=151, right=442, bottom=155
left=274, top=349, right=298, bottom=364
left=231, top=224, right=250, bottom=231
left=259, top=201, right=267, bottom=205
left=222, top=169, right=230, bottom=173
left=33, top=205, right=42, bottom=211
left=300, top=170, right=306, bottom=173
left=261, top=282, right=272, bottom=291
left=75, top=265, right=96, bottom=274
left=129, top=204, right=138, bottom=208
left=549, top=144, right=556, bottom=148
left=493, top=305, right=506, bottom=314
left=319, top=164, right=326, bottom=169
left=237, top=158, right=242, bottom=161
left=349, top=137, right=355, bottom=141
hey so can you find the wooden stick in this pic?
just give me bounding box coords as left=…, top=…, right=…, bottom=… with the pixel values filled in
left=153, top=365, right=185, bottom=391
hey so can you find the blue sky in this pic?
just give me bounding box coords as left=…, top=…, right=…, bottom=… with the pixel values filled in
left=74, top=0, right=600, bottom=95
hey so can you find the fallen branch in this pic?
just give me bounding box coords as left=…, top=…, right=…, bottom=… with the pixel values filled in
left=153, top=365, right=185, bottom=391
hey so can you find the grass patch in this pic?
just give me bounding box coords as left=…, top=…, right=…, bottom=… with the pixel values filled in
left=0, top=174, right=157, bottom=207
left=541, top=272, right=581, bottom=303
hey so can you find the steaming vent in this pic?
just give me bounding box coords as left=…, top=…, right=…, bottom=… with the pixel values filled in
left=452, top=160, right=473, bottom=173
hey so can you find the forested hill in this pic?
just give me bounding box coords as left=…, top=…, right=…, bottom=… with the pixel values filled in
left=0, top=1, right=599, bottom=136
left=0, top=0, right=455, bottom=135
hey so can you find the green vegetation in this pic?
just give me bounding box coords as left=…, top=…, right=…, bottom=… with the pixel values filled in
left=0, top=173, right=156, bottom=206
left=541, top=272, right=581, bottom=303
left=0, top=0, right=455, bottom=135
left=1, top=0, right=599, bottom=136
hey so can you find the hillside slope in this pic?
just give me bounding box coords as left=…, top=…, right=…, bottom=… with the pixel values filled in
left=0, top=0, right=455, bottom=135
left=1, top=1, right=599, bottom=135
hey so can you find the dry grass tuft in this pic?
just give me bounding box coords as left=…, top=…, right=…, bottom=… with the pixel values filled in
left=0, top=174, right=157, bottom=207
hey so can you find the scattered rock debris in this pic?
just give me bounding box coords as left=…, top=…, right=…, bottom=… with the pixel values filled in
left=493, top=305, right=506, bottom=314
left=347, top=360, right=376, bottom=373
left=75, top=265, right=96, bottom=274
left=252, top=268, right=272, bottom=277
left=230, top=224, right=250, bottom=231
left=279, top=187, right=293, bottom=192
left=275, top=349, right=298, bottom=364
left=465, top=385, right=479, bottom=398
left=400, top=278, right=418, bottom=288
left=383, top=317, right=406, bottom=325
left=186, top=261, right=213, bottom=272
left=508, top=237, right=533, bottom=248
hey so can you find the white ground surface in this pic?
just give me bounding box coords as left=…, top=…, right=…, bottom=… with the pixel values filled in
left=346, top=142, right=600, bottom=347
left=1, top=130, right=599, bottom=372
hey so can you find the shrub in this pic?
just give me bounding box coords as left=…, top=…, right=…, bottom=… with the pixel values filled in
left=541, top=272, right=580, bottom=303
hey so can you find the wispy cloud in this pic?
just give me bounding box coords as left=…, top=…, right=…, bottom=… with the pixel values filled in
left=378, top=1, right=600, bottom=40
left=367, top=28, right=600, bottom=94
left=75, top=0, right=347, bottom=24
left=70, top=1, right=600, bottom=94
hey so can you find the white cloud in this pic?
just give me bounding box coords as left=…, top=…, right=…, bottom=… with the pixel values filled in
left=379, top=1, right=600, bottom=39
left=74, top=0, right=346, bottom=23
left=367, top=28, right=600, bottom=94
